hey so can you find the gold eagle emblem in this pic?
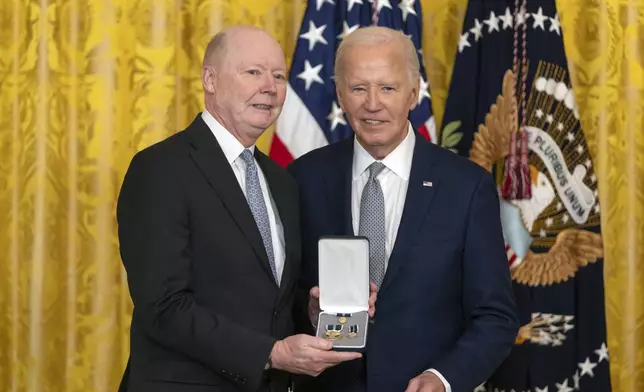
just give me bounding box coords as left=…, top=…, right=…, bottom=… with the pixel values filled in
left=469, top=69, right=603, bottom=287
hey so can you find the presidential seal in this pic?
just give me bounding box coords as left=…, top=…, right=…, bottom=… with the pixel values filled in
left=470, top=66, right=603, bottom=287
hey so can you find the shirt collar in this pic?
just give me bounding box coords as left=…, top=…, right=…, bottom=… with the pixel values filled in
left=352, top=122, right=416, bottom=181
left=201, top=110, right=255, bottom=164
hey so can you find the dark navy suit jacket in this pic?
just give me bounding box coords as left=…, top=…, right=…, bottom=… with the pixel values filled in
left=288, top=133, right=519, bottom=392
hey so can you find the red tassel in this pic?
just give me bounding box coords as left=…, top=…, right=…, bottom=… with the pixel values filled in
left=517, top=130, right=532, bottom=199
left=505, top=0, right=531, bottom=201
left=501, top=130, right=532, bottom=200
left=501, top=133, right=518, bottom=199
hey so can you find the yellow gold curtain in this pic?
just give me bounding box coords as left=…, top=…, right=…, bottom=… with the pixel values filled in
left=558, top=1, right=644, bottom=390
left=0, top=0, right=641, bottom=391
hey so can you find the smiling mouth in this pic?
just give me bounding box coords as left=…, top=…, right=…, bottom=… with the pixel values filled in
left=252, top=104, right=273, bottom=110
left=362, top=119, right=386, bottom=125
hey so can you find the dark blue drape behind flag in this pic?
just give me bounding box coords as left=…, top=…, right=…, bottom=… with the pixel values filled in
left=442, top=1, right=611, bottom=391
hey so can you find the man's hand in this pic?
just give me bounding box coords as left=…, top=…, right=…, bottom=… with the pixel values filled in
left=268, top=334, right=361, bottom=376
left=308, top=282, right=378, bottom=326
left=404, top=372, right=445, bottom=392
left=367, top=281, right=377, bottom=316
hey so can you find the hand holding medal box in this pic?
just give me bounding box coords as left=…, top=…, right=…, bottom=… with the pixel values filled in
left=315, top=236, right=371, bottom=351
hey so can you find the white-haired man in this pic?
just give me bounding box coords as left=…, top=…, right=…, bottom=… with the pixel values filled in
left=117, top=25, right=363, bottom=392
left=290, top=26, right=519, bottom=392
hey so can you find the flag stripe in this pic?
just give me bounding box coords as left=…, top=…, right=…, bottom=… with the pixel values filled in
left=273, top=83, right=328, bottom=164
left=267, top=134, right=294, bottom=169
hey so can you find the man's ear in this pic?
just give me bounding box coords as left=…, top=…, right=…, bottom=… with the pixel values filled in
left=202, top=67, right=216, bottom=94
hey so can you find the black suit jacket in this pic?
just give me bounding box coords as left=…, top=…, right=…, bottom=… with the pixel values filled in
left=116, top=115, right=301, bottom=392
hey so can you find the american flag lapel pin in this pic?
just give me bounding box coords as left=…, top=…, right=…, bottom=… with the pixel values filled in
left=422, top=181, right=433, bottom=187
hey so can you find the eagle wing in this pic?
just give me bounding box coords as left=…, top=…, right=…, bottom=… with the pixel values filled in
left=469, top=70, right=518, bottom=172
left=511, top=229, right=604, bottom=286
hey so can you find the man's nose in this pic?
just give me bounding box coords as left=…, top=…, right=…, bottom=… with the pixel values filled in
left=261, top=74, right=277, bottom=95
left=365, top=88, right=382, bottom=111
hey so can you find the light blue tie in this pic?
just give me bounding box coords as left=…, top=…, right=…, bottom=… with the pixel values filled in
left=239, top=149, right=278, bottom=284
left=359, top=162, right=387, bottom=288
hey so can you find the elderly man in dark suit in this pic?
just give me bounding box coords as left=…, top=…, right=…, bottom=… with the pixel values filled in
left=116, top=25, right=361, bottom=392
left=289, top=26, right=520, bottom=392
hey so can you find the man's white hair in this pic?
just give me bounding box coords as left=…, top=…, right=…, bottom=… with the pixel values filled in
left=334, top=26, right=420, bottom=84
left=203, top=30, right=228, bottom=67
left=202, top=25, right=267, bottom=67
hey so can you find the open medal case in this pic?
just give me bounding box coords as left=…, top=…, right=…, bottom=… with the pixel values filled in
left=315, top=236, right=369, bottom=352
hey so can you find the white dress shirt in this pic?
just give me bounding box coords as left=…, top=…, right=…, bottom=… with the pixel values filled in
left=351, top=122, right=452, bottom=392
left=201, top=110, right=285, bottom=284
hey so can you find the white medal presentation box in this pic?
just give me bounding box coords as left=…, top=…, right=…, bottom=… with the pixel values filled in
left=316, top=236, right=370, bottom=352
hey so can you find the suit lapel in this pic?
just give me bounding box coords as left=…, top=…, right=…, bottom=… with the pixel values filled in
left=255, top=151, right=297, bottom=298
left=379, top=137, right=440, bottom=295
left=324, top=139, right=355, bottom=236
left=185, top=116, right=276, bottom=284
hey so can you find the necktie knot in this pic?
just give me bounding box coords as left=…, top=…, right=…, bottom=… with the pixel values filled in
left=240, top=149, right=254, bottom=165
left=368, top=162, right=386, bottom=180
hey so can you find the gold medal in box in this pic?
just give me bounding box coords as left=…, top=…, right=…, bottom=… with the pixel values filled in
left=325, top=324, right=343, bottom=340
left=317, top=236, right=370, bottom=351
left=337, top=313, right=350, bottom=324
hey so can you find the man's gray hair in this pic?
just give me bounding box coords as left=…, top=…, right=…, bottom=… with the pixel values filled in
left=203, top=25, right=274, bottom=67
left=334, top=26, right=420, bottom=84
left=203, top=30, right=228, bottom=67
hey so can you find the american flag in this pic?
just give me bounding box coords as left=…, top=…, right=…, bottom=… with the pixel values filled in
left=270, top=0, right=436, bottom=167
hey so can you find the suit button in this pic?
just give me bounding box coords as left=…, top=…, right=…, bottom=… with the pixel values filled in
left=274, top=311, right=279, bottom=317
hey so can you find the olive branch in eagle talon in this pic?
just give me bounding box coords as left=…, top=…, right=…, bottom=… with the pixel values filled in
left=468, top=70, right=603, bottom=288
left=440, top=120, right=463, bottom=153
